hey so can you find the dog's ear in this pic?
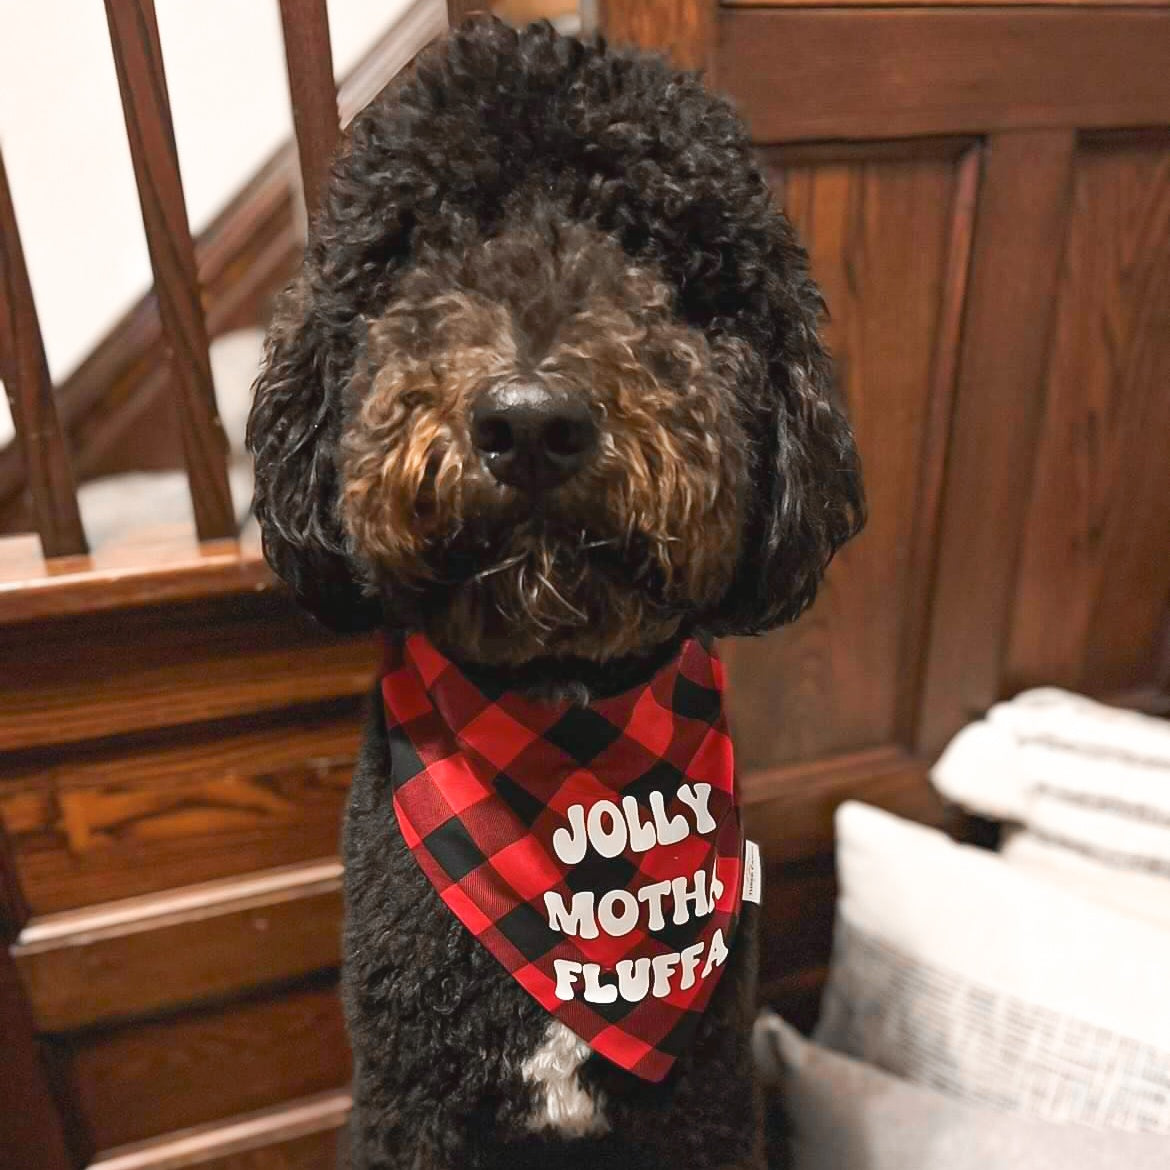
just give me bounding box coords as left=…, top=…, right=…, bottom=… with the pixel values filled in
left=705, top=217, right=866, bottom=638
left=247, top=272, right=380, bottom=633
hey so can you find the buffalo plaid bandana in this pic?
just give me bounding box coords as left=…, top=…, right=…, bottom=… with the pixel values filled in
left=383, top=632, right=745, bottom=1082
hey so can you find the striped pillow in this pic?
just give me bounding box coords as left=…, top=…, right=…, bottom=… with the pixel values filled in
left=816, top=803, right=1170, bottom=1135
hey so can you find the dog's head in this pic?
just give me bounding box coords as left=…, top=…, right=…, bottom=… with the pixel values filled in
left=248, top=19, right=864, bottom=666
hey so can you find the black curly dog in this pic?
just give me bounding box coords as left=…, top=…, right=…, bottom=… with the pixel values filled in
left=248, top=18, right=863, bottom=1170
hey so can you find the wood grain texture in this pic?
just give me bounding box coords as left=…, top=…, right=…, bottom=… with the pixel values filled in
left=104, top=0, right=235, bottom=541
left=0, top=943, right=74, bottom=1170
left=0, top=528, right=271, bottom=625
left=0, top=1, right=446, bottom=534
left=725, top=0, right=1167, bottom=6
left=0, top=815, right=31, bottom=938
left=742, top=747, right=945, bottom=865
left=493, top=0, right=579, bottom=23
left=15, top=861, right=342, bottom=1032
left=0, top=591, right=375, bottom=752
left=723, top=148, right=961, bottom=771
left=0, top=158, right=297, bottom=535
left=448, top=0, right=489, bottom=25
left=0, top=147, right=87, bottom=557
left=91, top=1091, right=348, bottom=1170
left=918, top=130, right=1076, bottom=755
left=720, top=10, right=1170, bottom=142
left=63, top=979, right=349, bottom=1152
left=1006, top=137, right=1170, bottom=697
left=278, top=0, right=340, bottom=222
left=597, top=0, right=716, bottom=72
left=894, top=144, right=981, bottom=743
left=1, top=703, right=358, bottom=914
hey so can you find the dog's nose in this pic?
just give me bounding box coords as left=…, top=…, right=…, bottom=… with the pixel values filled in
left=470, top=383, right=598, bottom=491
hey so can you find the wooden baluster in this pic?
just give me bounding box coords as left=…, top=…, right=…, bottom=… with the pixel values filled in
left=0, top=149, right=87, bottom=558
left=104, top=0, right=235, bottom=542
left=278, top=0, right=340, bottom=223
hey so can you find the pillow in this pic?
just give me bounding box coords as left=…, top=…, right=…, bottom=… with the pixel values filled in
left=931, top=689, right=1170, bottom=876
left=756, top=1011, right=1170, bottom=1170
left=1000, top=828, right=1170, bottom=932
left=815, top=803, right=1170, bottom=1134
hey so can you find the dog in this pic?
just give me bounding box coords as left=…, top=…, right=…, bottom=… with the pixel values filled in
left=247, top=18, right=864, bottom=1170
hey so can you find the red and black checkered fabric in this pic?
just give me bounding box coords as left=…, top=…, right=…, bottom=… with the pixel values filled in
left=383, top=633, right=743, bottom=1082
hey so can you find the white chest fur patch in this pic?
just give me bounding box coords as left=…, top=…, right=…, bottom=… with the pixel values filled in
left=520, top=1021, right=609, bottom=1137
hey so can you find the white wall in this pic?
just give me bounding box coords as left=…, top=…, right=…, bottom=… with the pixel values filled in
left=0, top=0, right=413, bottom=385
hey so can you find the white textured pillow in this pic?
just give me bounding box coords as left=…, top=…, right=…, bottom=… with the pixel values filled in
left=931, top=688, right=1170, bottom=875
left=816, top=803, right=1170, bottom=1134
left=1001, top=829, right=1170, bottom=932
left=757, top=1012, right=1170, bottom=1170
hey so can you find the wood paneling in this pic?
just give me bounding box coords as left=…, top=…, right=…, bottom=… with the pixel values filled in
left=724, top=145, right=965, bottom=770
left=0, top=946, right=73, bottom=1170
left=597, top=0, right=716, bottom=72
left=104, top=0, right=236, bottom=542
left=63, top=980, right=349, bottom=1152
left=15, top=862, right=342, bottom=1031
left=0, top=592, right=374, bottom=752
left=725, top=0, right=1165, bottom=6
left=918, top=131, right=1077, bottom=754
left=720, top=10, right=1170, bottom=142
left=1007, top=136, right=1170, bottom=697
left=494, top=0, right=578, bottom=24
left=743, top=747, right=945, bottom=866
left=1, top=703, right=358, bottom=914
left=91, top=1091, right=348, bottom=1170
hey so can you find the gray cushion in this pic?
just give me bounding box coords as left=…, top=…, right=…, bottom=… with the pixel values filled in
left=756, top=1012, right=1170, bottom=1170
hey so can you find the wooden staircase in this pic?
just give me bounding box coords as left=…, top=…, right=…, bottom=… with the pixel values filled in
left=0, top=3, right=441, bottom=1166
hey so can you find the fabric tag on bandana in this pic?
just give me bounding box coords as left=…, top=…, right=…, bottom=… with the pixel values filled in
left=382, top=633, right=744, bottom=1082
left=743, top=839, right=762, bottom=905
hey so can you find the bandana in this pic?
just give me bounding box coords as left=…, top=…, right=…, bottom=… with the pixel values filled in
left=382, top=632, right=747, bottom=1082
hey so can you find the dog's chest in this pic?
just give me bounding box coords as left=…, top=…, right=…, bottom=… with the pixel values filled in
left=520, top=1020, right=609, bottom=1136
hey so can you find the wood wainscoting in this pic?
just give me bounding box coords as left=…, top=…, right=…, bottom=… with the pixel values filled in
left=608, top=0, right=1170, bottom=1022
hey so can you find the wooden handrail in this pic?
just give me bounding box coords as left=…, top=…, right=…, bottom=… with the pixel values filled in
left=278, top=0, right=340, bottom=223
left=0, top=148, right=87, bottom=558
left=104, top=0, right=236, bottom=542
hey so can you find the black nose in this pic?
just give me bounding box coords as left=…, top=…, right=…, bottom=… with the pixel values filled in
left=470, top=383, right=598, bottom=491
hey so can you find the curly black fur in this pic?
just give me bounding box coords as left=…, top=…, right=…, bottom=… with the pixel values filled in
left=344, top=688, right=763, bottom=1170
left=247, top=17, right=864, bottom=1170
left=247, top=18, right=864, bottom=643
